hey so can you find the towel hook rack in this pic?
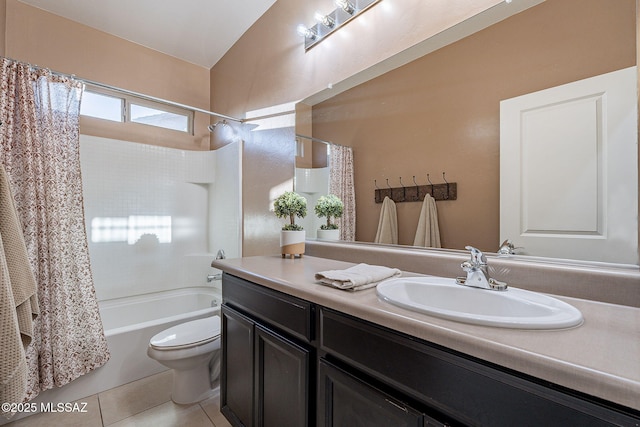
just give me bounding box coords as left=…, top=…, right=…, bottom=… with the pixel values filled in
left=442, top=172, right=450, bottom=200
left=412, top=176, right=420, bottom=201
left=427, top=173, right=434, bottom=196
left=374, top=174, right=456, bottom=203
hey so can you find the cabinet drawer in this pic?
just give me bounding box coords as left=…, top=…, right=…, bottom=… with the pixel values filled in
left=318, top=359, right=441, bottom=427
left=320, top=308, right=639, bottom=426
left=223, top=273, right=313, bottom=342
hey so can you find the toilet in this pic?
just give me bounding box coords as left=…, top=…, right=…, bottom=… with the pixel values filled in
left=147, top=315, right=221, bottom=404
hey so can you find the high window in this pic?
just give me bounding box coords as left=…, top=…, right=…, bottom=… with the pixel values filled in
left=80, top=85, right=193, bottom=134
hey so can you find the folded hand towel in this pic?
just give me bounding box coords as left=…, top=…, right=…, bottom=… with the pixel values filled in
left=315, top=263, right=402, bottom=292
left=374, top=196, right=398, bottom=245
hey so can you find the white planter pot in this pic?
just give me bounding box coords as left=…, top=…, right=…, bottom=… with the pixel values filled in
left=280, top=230, right=305, bottom=258
left=317, top=229, right=340, bottom=240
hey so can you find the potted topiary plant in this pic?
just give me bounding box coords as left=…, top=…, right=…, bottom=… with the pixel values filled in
left=314, top=194, right=344, bottom=240
left=274, top=191, right=307, bottom=258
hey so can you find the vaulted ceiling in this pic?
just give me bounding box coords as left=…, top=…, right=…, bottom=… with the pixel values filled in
left=18, top=0, right=277, bottom=68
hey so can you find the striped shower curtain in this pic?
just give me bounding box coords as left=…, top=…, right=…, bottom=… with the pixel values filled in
left=0, top=57, right=109, bottom=400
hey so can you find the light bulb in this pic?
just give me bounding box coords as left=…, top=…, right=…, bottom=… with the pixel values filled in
left=335, top=0, right=355, bottom=15
left=315, top=11, right=335, bottom=28
left=296, top=24, right=317, bottom=40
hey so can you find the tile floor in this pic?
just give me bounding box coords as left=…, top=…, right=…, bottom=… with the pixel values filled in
left=6, top=371, right=232, bottom=427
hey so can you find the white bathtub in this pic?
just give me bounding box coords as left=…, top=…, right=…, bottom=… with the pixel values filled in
left=100, top=286, right=221, bottom=332
left=11, top=286, right=221, bottom=418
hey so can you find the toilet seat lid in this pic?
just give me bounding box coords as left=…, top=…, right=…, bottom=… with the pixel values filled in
left=150, top=315, right=221, bottom=349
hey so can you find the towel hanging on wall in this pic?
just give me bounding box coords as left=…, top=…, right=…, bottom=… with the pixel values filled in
left=413, top=193, right=441, bottom=248
left=374, top=196, right=398, bottom=245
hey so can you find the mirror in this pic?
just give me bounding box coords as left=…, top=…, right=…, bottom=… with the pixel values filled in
left=294, top=134, right=330, bottom=237
left=295, top=0, right=638, bottom=266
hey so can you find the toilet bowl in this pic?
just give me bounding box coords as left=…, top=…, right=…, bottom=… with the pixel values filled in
left=147, top=315, right=221, bottom=404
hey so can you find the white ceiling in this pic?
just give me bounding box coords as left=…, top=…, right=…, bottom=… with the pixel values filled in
left=18, top=0, right=277, bottom=69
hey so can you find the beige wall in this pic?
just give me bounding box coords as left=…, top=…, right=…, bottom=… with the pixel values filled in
left=311, top=0, right=636, bottom=250
left=209, top=0, right=503, bottom=121
left=4, top=0, right=211, bottom=150
left=0, top=0, right=6, bottom=56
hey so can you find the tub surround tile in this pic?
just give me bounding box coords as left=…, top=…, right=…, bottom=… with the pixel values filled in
left=212, top=254, right=640, bottom=411
left=98, top=370, right=172, bottom=426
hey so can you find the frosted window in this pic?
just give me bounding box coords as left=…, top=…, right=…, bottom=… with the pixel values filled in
left=130, top=103, right=190, bottom=132
left=81, top=91, right=123, bottom=122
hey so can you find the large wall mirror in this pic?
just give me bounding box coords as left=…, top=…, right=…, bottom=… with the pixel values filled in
left=295, top=0, right=638, bottom=267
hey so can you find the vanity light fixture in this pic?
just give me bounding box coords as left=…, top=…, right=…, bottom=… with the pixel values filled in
left=298, top=0, right=381, bottom=50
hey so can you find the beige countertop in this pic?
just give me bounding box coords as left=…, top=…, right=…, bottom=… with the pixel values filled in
left=212, top=255, right=640, bottom=412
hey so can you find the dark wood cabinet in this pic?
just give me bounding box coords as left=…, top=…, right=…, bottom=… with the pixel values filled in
left=318, top=359, right=435, bottom=427
left=319, top=308, right=640, bottom=427
left=221, top=306, right=255, bottom=427
left=255, top=325, right=309, bottom=427
left=222, top=274, right=313, bottom=427
left=221, top=274, right=640, bottom=427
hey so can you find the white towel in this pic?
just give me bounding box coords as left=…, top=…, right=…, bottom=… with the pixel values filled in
left=413, top=193, right=441, bottom=248
left=374, top=196, right=398, bottom=245
left=315, top=263, right=402, bottom=292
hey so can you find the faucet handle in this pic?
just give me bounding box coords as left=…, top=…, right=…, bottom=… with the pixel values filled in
left=464, top=246, right=486, bottom=266
left=497, top=239, right=522, bottom=256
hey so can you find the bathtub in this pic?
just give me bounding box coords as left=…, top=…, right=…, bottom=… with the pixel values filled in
left=100, top=286, right=221, bottom=332
left=14, top=286, right=221, bottom=415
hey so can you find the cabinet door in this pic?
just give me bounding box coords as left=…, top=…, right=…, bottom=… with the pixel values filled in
left=221, top=305, right=255, bottom=427
left=255, top=325, right=309, bottom=427
left=318, top=359, right=426, bottom=427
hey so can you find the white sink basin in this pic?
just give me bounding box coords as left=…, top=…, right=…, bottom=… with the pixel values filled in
left=376, top=277, right=583, bottom=329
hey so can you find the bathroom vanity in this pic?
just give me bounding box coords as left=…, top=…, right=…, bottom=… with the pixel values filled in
left=213, top=254, right=640, bottom=426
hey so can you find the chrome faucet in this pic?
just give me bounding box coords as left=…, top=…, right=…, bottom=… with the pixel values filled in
left=497, top=239, right=521, bottom=256
left=206, top=273, right=222, bottom=282
left=207, top=249, right=227, bottom=282
left=455, top=246, right=508, bottom=291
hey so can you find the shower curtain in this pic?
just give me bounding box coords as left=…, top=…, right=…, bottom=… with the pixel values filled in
left=329, top=145, right=356, bottom=241
left=0, top=58, right=109, bottom=399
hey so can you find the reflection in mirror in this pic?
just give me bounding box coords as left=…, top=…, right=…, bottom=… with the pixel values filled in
left=295, top=134, right=330, bottom=238
left=294, top=134, right=356, bottom=241
left=305, top=0, right=638, bottom=266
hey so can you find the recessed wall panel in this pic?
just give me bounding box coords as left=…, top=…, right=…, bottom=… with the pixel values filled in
left=521, top=96, right=602, bottom=235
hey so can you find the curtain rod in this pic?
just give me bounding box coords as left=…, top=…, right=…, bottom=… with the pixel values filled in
left=1, top=55, right=244, bottom=123
left=295, top=133, right=345, bottom=147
